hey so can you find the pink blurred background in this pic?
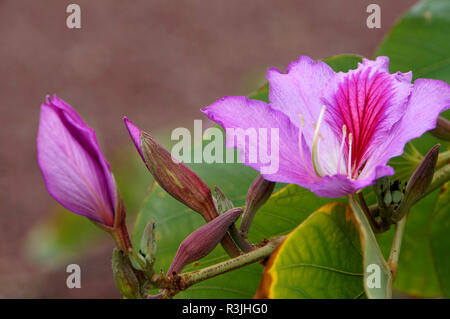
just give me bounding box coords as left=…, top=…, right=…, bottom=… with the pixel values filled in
left=0, top=0, right=416, bottom=298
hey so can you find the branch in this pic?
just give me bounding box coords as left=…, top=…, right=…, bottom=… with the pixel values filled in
left=157, top=235, right=285, bottom=298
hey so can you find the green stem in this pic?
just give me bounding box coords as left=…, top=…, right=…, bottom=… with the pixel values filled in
left=388, top=214, right=407, bottom=281
left=228, top=225, right=254, bottom=252
left=437, top=150, right=450, bottom=168
left=348, top=195, right=392, bottom=299
left=424, top=163, right=450, bottom=198
left=161, top=236, right=285, bottom=296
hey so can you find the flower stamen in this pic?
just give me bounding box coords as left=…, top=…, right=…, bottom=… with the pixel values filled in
left=337, top=124, right=347, bottom=175
left=312, top=105, right=326, bottom=177
left=347, top=132, right=353, bottom=179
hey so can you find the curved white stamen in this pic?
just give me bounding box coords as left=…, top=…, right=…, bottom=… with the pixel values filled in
left=347, top=132, right=353, bottom=179
left=298, top=114, right=317, bottom=179
left=312, top=105, right=326, bottom=177
left=337, top=125, right=347, bottom=175
left=297, top=114, right=306, bottom=162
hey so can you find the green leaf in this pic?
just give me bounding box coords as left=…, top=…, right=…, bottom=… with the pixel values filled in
left=256, top=202, right=365, bottom=299
left=375, top=0, right=450, bottom=82
left=429, top=182, right=450, bottom=297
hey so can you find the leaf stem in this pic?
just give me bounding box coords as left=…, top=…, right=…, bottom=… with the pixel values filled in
left=387, top=214, right=407, bottom=281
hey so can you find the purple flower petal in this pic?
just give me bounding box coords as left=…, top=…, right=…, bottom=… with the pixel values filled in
left=321, top=56, right=413, bottom=179
left=267, top=56, right=336, bottom=143
left=362, top=78, right=450, bottom=178
left=123, top=117, right=146, bottom=164
left=202, top=96, right=319, bottom=186
left=37, top=95, right=116, bottom=226
left=309, top=165, right=394, bottom=198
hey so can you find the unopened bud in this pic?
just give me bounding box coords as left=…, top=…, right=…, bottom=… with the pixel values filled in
left=240, top=176, right=275, bottom=238
left=390, top=180, right=403, bottom=205
left=112, top=249, right=142, bottom=299
left=430, top=117, right=450, bottom=141
left=392, top=144, right=440, bottom=222
left=373, top=176, right=390, bottom=209
left=140, top=219, right=157, bottom=267
left=141, top=131, right=218, bottom=222
left=167, top=208, right=242, bottom=275
left=124, top=118, right=218, bottom=222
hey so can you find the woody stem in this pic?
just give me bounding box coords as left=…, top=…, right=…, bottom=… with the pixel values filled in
left=158, top=235, right=285, bottom=298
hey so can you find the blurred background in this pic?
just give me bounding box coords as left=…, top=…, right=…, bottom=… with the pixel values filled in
left=0, top=0, right=417, bottom=298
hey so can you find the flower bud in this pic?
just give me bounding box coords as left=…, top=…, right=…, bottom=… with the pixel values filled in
left=392, top=144, right=440, bottom=222
left=112, top=249, right=142, bottom=299
left=167, top=208, right=243, bottom=275
left=390, top=179, right=403, bottom=205
left=373, top=176, right=390, bottom=209
left=37, top=95, right=118, bottom=228
left=240, top=176, right=275, bottom=238
left=140, top=219, right=157, bottom=267
left=430, top=117, right=450, bottom=141
left=124, top=118, right=218, bottom=222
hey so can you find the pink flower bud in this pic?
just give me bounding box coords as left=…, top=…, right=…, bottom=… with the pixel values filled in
left=167, top=208, right=243, bottom=275
left=124, top=117, right=218, bottom=222
left=37, top=95, right=118, bottom=227
left=240, top=176, right=275, bottom=238
left=430, top=117, right=450, bottom=141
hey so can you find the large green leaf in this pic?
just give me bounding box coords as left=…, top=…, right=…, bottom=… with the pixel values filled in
left=131, top=55, right=362, bottom=298
left=375, top=0, right=450, bottom=82
left=429, top=183, right=450, bottom=297
left=256, top=202, right=365, bottom=299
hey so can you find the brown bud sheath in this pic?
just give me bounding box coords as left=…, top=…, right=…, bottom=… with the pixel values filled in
left=430, top=117, right=450, bottom=141
left=240, top=176, right=275, bottom=239
left=167, top=208, right=243, bottom=275
left=392, top=144, right=440, bottom=222
left=141, top=131, right=218, bottom=222
left=214, top=185, right=234, bottom=214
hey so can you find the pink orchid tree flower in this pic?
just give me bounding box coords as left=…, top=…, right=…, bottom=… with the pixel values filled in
left=202, top=56, right=450, bottom=198
left=37, top=95, right=126, bottom=235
